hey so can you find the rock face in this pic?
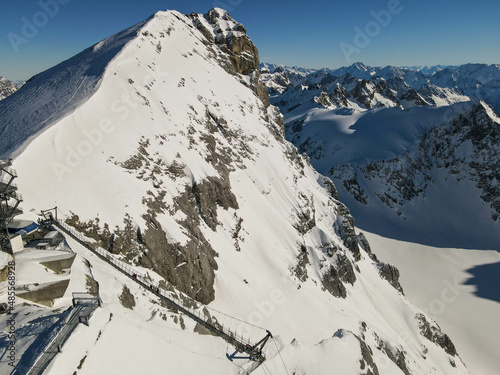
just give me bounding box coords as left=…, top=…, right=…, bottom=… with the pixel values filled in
left=400, top=88, right=429, bottom=106
left=322, top=253, right=356, bottom=298
left=417, top=313, right=457, bottom=356
left=139, top=177, right=235, bottom=304
left=334, top=329, right=380, bottom=375
left=335, top=203, right=361, bottom=261
left=191, top=8, right=270, bottom=108
left=119, top=285, right=136, bottom=310
left=377, top=262, right=404, bottom=294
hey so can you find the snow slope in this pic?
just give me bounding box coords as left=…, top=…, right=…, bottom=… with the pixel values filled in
left=0, top=18, right=149, bottom=159
left=363, top=230, right=500, bottom=375
left=0, top=8, right=474, bottom=375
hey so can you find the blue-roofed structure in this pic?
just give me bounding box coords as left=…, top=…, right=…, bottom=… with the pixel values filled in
left=8, top=219, right=38, bottom=237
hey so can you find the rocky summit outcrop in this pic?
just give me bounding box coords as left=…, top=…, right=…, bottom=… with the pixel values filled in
left=190, top=8, right=270, bottom=108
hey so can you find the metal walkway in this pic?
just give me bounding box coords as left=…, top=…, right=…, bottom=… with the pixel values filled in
left=53, top=220, right=273, bottom=363
left=13, top=294, right=100, bottom=375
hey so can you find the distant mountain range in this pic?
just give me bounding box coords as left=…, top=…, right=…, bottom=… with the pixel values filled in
left=262, top=62, right=500, bottom=249
left=261, top=62, right=500, bottom=112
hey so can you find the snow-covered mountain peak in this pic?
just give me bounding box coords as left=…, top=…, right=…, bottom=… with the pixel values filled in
left=198, top=7, right=247, bottom=43
left=480, top=100, right=500, bottom=123
left=0, top=9, right=473, bottom=374
left=0, top=17, right=149, bottom=159
left=0, top=76, right=22, bottom=101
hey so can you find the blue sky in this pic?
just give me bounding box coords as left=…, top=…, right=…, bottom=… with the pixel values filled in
left=1, top=0, right=499, bottom=81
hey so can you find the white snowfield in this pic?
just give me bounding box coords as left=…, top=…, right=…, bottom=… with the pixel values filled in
left=0, top=8, right=477, bottom=375
left=364, top=231, right=500, bottom=375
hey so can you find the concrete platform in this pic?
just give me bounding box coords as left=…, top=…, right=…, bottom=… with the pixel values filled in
left=17, top=279, right=71, bottom=307
left=40, top=253, right=76, bottom=274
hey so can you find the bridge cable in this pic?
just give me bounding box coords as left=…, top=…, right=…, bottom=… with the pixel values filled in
left=262, top=362, right=273, bottom=375
left=273, top=337, right=290, bottom=375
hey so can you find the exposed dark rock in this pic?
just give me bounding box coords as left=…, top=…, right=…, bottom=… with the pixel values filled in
left=119, top=285, right=135, bottom=310
left=166, top=160, right=186, bottom=178
left=335, top=203, right=361, bottom=261
left=322, top=253, right=356, bottom=298
left=190, top=9, right=270, bottom=108
left=375, top=79, right=398, bottom=103
left=318, top=175, right=339, bottom=200
left=314, top=92, right=332, bottom=108
left=231, top=216, right=243, bottom=252
left=377, top=262, right=404, bottom=294
left=292, top=244, right=309, bottom=282
left=77, top=354, right=87, bottom=370
left=297, top=136, right=324, bottom=161
left=189, top=14, right=214, bottom=43
left=138, top=173, right=237, bottom=304
left=110, top=214, right=143, bottom=259
left=352, top=80, right=376, bottom=108
left=358, top=232, right=371, bottom=253
left=250, top=71, right=271, bottom=108
left=355, top=334, right=379, bottom=375
left=85, top=275, right=99, bottom=295
left=192, top=176, right=239, bottom=231
left=395, top=350, right=411, bottom=375
left=400, top=89, right=429, bottom=106
left=293, top=193, right=316, bottom=235
left=0, top=303, right=8, bottom=314
left=375, top=334, right=411, bottom=375
left=140, top=203, right=218, bottom=304
left=358, top=232, right=378, bottom=262
left=343, top=177, right=368, bottom=205
left=65, top=214, right=112, bottom=250
left=417, top=313, right=457, bottom=356
left=329, top=85, right=350, bottom=107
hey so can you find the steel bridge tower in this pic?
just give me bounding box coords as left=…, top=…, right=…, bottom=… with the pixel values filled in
left=0, top=160, right=23, bottom=253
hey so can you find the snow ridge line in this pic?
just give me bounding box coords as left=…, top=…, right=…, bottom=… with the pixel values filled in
left=52, top=220, right=273, bottom=362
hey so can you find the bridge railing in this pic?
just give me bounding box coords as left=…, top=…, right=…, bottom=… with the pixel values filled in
left=54, top=220, right=269, bottom=356
left=24, top=296, right=99, bottom=375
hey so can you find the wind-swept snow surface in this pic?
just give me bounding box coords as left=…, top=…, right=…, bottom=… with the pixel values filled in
left=0, top=18, right=148, bottom=159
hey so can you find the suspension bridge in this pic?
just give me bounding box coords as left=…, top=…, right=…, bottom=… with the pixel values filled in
left=48, top=214, right=274, bottom=368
